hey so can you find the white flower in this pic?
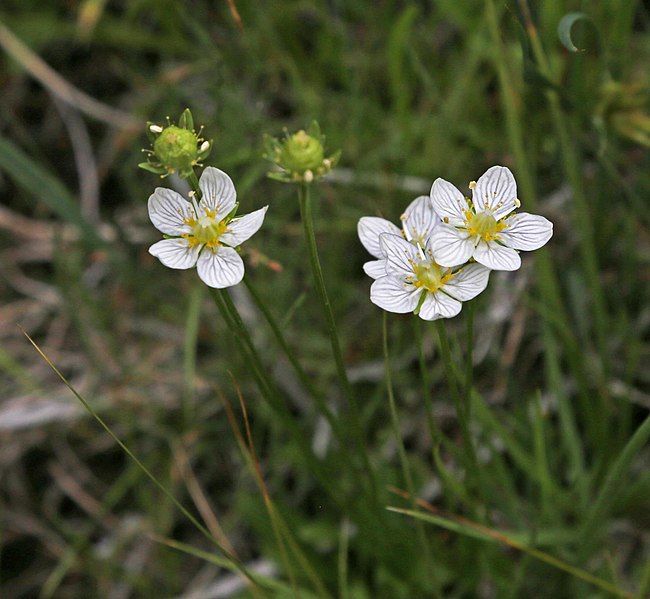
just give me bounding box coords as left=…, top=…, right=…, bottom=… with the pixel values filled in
left=429, top=166, right=553, bottom=271
left=357, top=196, right=440, bottom=279
left=370, top=233, right=490, bottom=321
left=148, top=167, right=268, bottom=288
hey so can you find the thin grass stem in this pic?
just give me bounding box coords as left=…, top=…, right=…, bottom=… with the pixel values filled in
left=243, top=277, right=341, bottom=439
left=382, top=313, right=437, bottom=592
left=413, top=318, right=442, bottom=450
left=434, top=321, right=480, bottom=491
left=22, top=330, right=261, bottom=590
left=297, top=182, right=377, bottom=496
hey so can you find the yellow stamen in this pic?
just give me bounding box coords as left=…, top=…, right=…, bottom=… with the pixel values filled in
left=466, top=211, right=506, bottom=242
left=412, top=261, right=454, bottom=293
left=182, top=211, right=227, bottom=248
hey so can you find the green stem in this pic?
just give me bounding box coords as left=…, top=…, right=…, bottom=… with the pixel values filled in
left=297, top=182, right=376, bottom=492
left=182, top=284, right=203, bottom=428
left=464, top=301, right=475, bottom=413
left=243, top=277, right=341, bottom=439
left=211, top=288, right=393, bottom=557
left=23, top=332, right=260, bottom=589
left=187, top=170, right=201, bottom=197
left=484, top=0, right=588, bottom=480
left=210, top=289, right=343, bottom=507
left=383, top=314, right=438, bottom=593
left=578, top=414, right=650, bottom=559
left=413, top=318, right=442, bottom=450
left=517, top=0, right=610, bottom=388
left=434, top=320, right=479, bottom=488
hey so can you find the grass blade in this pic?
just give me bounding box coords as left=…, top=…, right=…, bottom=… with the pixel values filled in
left=0, top=135, right=102, bottom=247
left=21, top=328, right=258, bottom=589
left=388, top=506, right=632, bottom=598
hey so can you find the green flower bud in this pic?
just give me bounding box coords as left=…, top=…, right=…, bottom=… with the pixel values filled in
left=278, top=130, right=324, bottom=173
left=264, top=121, right=340, bottom=184
left=153, top=126, right=199, bottom=176
left=139, top=108, right=212, bottom=179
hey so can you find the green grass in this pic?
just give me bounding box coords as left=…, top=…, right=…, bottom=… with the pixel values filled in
left=0, top=1, right=648, bottom=597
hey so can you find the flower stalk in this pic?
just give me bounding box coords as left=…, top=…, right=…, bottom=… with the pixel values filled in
left=434, top=320, right=480, bottom=490
left=297, top=182, right=377, bottom=495
left=382, top=315, right=439, bottom=587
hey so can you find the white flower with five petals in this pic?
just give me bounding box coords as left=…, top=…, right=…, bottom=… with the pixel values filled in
left=357, top=196, right=440, bottom=279
left=148, top=167, right=268, bottom=288
left=430, top=166, right=553, bottom=271
left=370, top=233, right=490, bottom=320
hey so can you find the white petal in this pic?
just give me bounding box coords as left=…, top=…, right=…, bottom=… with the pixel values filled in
left=148, top=188, right=195, bottom=235
left=149, top=238, right=200, bottom=269
left=473, top=240, right=521, bottom=271
left=402, top=196, right=440, bottom=243
left=357, top=217, right=401, bottom=258
left=430, top=224, right=476, bottom=267
left=370, top=276, right=421, bottom=314
left=442, top=263, right=490, bottom=301
left=430, top=178, right=469, bottom=226
left=499, top=212, right=553, bottom=251
left=220, top=206, right=268, bottom=247
left=418, top=291, right=462, bottom=321
left=196, top=246, right=245, bottom=288
left=379, top=233, right=419, bottom=277
left=199, top=167, right=237, bottom=221
left=473, top=166, right=517, bottom=220
left=363, top=259, right=388, bottom=279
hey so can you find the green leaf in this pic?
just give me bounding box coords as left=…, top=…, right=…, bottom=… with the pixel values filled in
left=387, top=6, right=419, bottom=116
left=388, top=507, right=632, bottom=598
left=178, top=107, right=194, bottom=131
left=138, top=161, right=167, bottom=175
left=0, top=135, right=103, bottom=247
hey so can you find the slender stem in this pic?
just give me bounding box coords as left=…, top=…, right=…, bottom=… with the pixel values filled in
left=210, top=289, right=344, bottom=507
left=297, top=183, right=354, bottom=403
left=297, top=182, right=377, bottom=492
left=23, top=332, right=261, bottom=590
left=212, top=288, right=395, bottom=555
left=517, top=0, right=610, bottom=388
left=578, top=414, right=650, bottom=560
left=383, top=314, right=437, bottom=592
left=434, top=320, right=479, bottom=487
left=464, top=301, right=475, bottom=414
left=187, top=170, right=201, bottom=197
left=413, top=318, right=441, bottom=450
left=182, top=284, right=203, bottom=428
left=243, top=277, right=341, bottom=438
left=484, top=0, right=587, bottom=479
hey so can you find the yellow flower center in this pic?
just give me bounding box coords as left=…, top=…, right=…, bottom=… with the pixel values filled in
left=465, top=210, right=506, bottom=242
left=412, top=261, right=453, bottom=293
left=182, top=210, right=227, bottom=248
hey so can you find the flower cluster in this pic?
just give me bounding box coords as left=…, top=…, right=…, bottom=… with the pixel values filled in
left=264, top=121, right=340, bottom=183
left=148, top=167, right=267, bottom=288
left=359, top=166, right=553, bottom=320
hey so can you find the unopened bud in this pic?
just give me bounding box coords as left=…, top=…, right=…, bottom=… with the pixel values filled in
left=263, top=121, right=340, bottom=184
left=152, top=125, right=200, bottom=177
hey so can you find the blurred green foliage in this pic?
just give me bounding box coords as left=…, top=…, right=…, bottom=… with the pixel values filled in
left=0, top=1, right=648, bottom=597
